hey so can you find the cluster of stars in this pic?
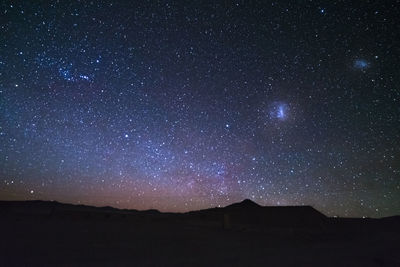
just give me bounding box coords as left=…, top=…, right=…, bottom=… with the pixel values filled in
left=0, top=1, right=399, bottom=217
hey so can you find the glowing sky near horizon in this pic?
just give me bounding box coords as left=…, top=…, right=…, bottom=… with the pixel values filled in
left=0, top=1, right=399, bottom=217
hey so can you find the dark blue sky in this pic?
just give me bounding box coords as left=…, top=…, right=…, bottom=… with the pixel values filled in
left=1, top=0, right=399, bottom=217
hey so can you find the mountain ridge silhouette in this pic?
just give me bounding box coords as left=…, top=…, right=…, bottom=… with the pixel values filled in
left=2, top=199, right=399, bottom=221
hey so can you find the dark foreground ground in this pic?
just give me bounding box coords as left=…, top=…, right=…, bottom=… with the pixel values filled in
left=0, top=201, right=399, bottom=266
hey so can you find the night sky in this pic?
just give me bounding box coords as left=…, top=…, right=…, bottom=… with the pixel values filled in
left=1, top=1, right=399, bottom=217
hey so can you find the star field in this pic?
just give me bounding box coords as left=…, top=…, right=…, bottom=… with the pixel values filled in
left=1, top=1, right=399, bottom=217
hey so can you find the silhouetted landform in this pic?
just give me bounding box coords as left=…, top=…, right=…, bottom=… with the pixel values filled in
left=1, top=199, right=399, bottom=266
left=187, top=199, right=328, bottom=228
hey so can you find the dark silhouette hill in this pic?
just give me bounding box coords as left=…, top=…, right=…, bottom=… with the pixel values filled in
left=183, top=199, right=327, bottom=227
left=225, top=198, right=262, bottom=209
left=1, top=199, right=395, bottom=228
left=0, top=200, right=162, bottom=220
